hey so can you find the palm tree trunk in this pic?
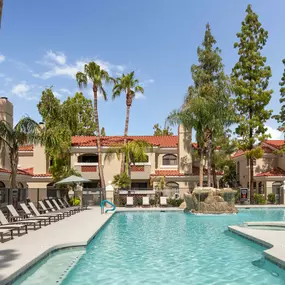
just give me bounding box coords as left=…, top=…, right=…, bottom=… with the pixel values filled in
left=0, top=0, right=3, bottom=28
left=212, top=162, right=217, bottom=188
left=93, top=85, right=106, bottom=198
left=199, top=149, right=204, bottom=187
left=121, top=93, right=131, bottom=174
left=207, top=132, right=212, bottom=187
left=9, top=149, right=18, bottom=189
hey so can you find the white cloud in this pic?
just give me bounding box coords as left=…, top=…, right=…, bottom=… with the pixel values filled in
left=0, top=54, right=5, bottom=63
left=11, top=82, right=37, bottom=100
left=135, top=92, right=145, bottom=99
left=34, top=51, right=125, bottom=80
left=59, top=88, right=72, bottom=95
left=266, top=125, right=283, bottom=140
left=53, top=91, right=62, bottom=98
left=45, top=50, right=66, bottom=65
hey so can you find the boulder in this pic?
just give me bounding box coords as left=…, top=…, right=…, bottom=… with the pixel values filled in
left=184, top=187, right=237, bottom=214
left=179, top=201, right=186, bottom=209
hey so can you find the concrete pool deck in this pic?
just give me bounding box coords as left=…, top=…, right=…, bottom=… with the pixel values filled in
left=0, top=207, right=113, bottom=285
left=0, top=207, right=182, bottom=284
left=229, top=223, right=285, bottom=268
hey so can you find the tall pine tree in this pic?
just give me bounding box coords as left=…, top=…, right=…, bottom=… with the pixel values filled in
left=273, top=59, right=285, bottom=135
left=190, top=23, right=231, bottom=187
left=231, top=4, right=273, bottom=203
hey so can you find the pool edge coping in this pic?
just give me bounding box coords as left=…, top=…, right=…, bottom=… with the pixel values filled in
left=228, top=225, right=285, bottom=269
left=2, top=212, right=115, bottom=285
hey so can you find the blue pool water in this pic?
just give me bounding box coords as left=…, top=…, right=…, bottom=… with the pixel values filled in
left=18, top=209, right=285, bottom=284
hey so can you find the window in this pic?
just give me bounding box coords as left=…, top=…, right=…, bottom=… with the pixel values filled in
left=166, top=182, right=179, bottom=189
left=0, top=181, right=6, bottom=204
left=163, top=154, right=177, bottom=165
left=131, top=182, right=148, bottom=189
left=247, top=158, right=256, bottom=166
left=78, top=154, right=98, bottom=163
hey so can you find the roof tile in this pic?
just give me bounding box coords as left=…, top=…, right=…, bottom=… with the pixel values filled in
left=255, top=167, right=285, bottom=177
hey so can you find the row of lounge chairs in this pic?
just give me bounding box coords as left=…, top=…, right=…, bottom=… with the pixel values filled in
left=0, top=198, right=84, bottom=243
left=126, top=196, right=168, bottom=207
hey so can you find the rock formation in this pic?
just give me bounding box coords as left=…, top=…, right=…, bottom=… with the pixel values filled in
left=184, top=187, right=237, bottom=214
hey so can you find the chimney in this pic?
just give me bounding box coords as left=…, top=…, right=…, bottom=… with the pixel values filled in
left=0, top=97, right=13, bottom=126
left=178, top=124, right=193, bottom=174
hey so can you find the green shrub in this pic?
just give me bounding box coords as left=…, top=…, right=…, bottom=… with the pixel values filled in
left=150, top=198, right=156, bottom=206
left=135, top=197, right=142, bottom=206
left=167, top=198, right=184, bottom=207
left=234, top=189, right=240, bottom=203
left=267, top=193, right=276, bottom=204
left=70, top=196, right=80, bottom=206
left=253, top=194, right=266, bottom=205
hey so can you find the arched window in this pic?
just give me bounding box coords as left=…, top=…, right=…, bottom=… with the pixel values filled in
left=163, top=154, right=177, bottom=166
left=78, top=153, right=98, bottom=163
left=0, top=181, right=6, bottom=204
left=166, top=181, right=179, bottom=189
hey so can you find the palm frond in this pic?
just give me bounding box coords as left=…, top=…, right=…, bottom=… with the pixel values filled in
left=76, top=72, right=88, bottom=88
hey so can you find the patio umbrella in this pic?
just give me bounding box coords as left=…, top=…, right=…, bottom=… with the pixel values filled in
left=55, top=175, right=91, bottom=185
left=55, top=175, right=91, bottom=207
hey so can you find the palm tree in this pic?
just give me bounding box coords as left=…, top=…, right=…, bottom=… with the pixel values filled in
left=105, top=140, right=152, bottom=178
left=112, top=72, right=144, bottom=173
left=0, top=0, right=3, bottom=28
left=0, top=117, right=40, bottom=188
left=76, top=62, right=113, bottom=194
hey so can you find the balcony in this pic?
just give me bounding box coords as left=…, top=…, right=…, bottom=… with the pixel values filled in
left=130, top=164, right=151, bottom=179
left=74, top=163, right=99, bottom=180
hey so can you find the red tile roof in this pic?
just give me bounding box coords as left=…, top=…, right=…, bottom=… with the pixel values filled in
left=21, top=168, right=52, bottom=178
left=263, top=140, right=285, bottom=149
left=0, top=168, right=33, bottom=176
left=72, top=136, right=179, bottom=148
left=19, top=145, right=33, bottom=151
left=255, top=167, right=285, bottom=177
left=232, top=145, right=275, bottom=158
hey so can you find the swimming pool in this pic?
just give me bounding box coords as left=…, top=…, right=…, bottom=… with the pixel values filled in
left=15, top=209, right=285, bottom=284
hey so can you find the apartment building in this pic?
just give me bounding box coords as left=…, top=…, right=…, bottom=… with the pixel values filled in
left=232, top=140, right=285, bottom=200
left=0, top=97, right=223, bottom=204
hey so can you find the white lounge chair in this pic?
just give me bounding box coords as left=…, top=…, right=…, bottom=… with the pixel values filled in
left=45, top=200, right=71, bottom=217
left=6, top=205, right=43, bottom=229
left=38, top=201, right=64, bottom=220
left=58, top=198, right=80, bottom=212
left=0, top=209, right=28, bottom=235
left=0, top=228, right=13, bottom=243
left=51, top=199, right=76, bottom=215
left=160, top=197, right=168, bottom=207
left=20, top=203, right=55, bottom=224
left=143, top=197, right=150, bottom=207
left=126, top=197, right=133, bottom=207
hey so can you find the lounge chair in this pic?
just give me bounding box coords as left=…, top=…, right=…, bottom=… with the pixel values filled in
left=29, top=202, right=62, bottom=221
left=58, top=198, right=80, bottom=212
left=6, top=205, right=43, bottom=228
left=45, top=200, right=71, bottom=217
left=142, top=197, right=150, bottom=207
left=20, top=203, right=54, bottom=224
left=38, top=201, right=64, bottom=220
left=160, top=197, right=168, bottom=207
left=51, top=199, right=76, bottom=215
left=0, top=210, right=28, bottom=235
left=126, top=197, right=133, bottom=207
left=0, top=228, right=13, bottom=243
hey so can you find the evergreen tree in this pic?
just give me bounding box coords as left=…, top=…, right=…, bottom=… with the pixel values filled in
left=101, top=127, right=106, bottom=136
left=231, top=4, right=273, bottom=203
left=273, top=59, right=285, bottom=134
left=153, top=124, right=173, bottom=136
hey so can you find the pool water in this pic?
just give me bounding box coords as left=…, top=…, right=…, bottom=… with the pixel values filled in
left=17, top=209, right=285, bottom=284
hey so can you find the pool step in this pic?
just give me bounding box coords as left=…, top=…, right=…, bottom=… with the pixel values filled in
left=13, top=248, right=85, bottom=285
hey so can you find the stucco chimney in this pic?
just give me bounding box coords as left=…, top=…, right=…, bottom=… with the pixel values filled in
left=0, top=97, right=13, bottom=169
left=178, top=124, right=193, bottom=174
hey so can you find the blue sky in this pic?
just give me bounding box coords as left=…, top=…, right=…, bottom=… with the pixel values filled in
left=0, top=0, right=285, bottom=138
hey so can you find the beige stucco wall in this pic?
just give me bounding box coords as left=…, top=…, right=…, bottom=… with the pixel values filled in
left=178, top=125, right=192, bottom=174
left=18, top=153, right=34, bottom=169
left=33, top=144, right=47, bottom=174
